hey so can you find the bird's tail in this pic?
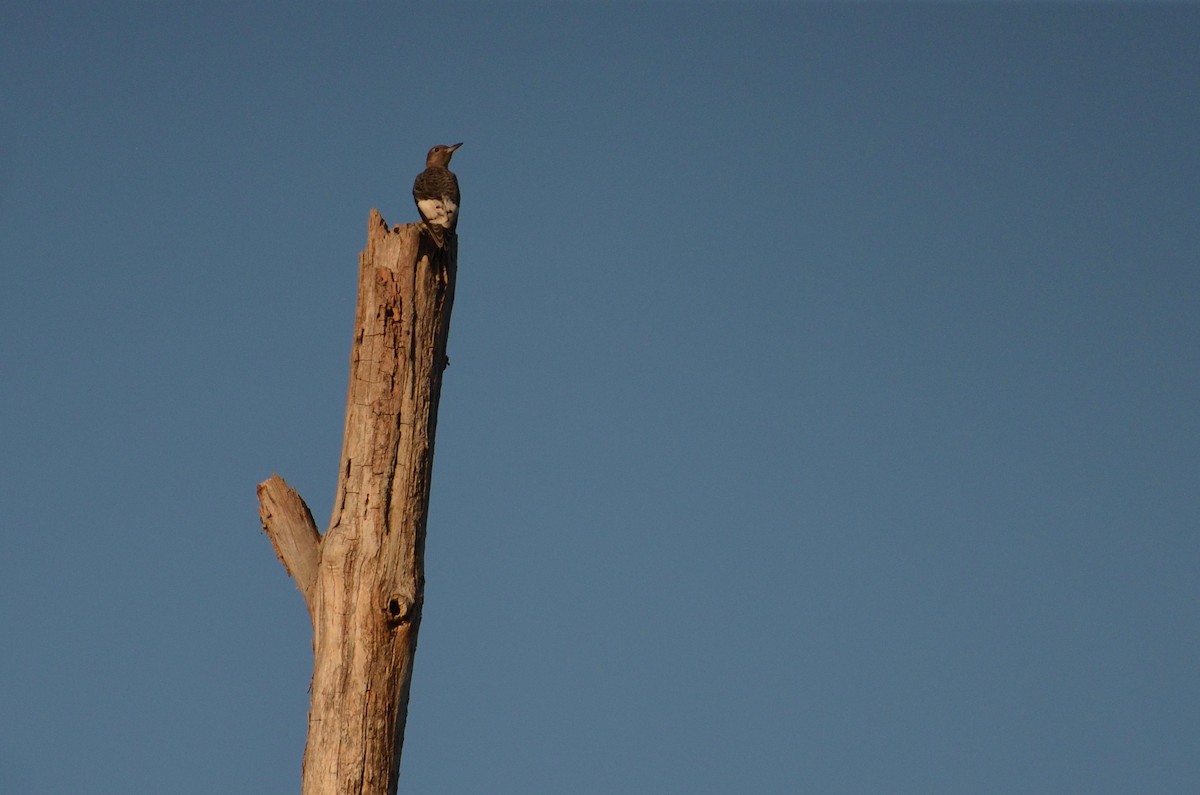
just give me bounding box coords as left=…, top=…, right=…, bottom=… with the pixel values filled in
left=420, top=222, right=446, bottom=249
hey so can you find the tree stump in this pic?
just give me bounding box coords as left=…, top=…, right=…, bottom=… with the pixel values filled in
left=257, top=209, right=456, bottom=794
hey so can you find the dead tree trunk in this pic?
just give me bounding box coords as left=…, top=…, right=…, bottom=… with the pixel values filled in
left=257, top=209, right=456, bottom=795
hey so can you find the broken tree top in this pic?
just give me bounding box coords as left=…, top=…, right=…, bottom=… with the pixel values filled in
left=412, top=142, right=462, bottom=248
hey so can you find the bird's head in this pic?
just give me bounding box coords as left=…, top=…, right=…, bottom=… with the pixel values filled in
left=426, top=142, right=463, bottom=168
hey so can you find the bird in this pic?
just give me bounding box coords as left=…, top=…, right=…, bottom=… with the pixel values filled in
left=412, top=142, right=462, bottom=249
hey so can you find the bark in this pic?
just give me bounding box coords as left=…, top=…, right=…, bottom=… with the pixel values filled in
left=258, top=210, right=456, bottom=794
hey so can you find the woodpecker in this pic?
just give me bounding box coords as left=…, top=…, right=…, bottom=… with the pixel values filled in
left=412, top=142, right=462, bottom=248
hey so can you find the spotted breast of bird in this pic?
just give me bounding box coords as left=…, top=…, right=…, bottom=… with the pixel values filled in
left=412, top=142, right=462, bottom=249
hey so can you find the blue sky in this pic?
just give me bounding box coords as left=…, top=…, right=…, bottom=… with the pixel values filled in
left=1, top=3, right=1198, bottom=793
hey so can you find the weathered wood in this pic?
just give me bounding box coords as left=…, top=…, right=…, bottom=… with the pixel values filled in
left=258, top=210, right=456, bottom=795
left=257, top=474, right=321, bottom=620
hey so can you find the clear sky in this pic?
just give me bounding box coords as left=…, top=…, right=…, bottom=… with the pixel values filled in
left=1, top=3, right=1197, bottom=793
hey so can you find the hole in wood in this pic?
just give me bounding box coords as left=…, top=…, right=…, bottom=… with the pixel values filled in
left=386, top=596, right=410, bottom=624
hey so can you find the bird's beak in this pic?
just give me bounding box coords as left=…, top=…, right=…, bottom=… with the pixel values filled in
left=448, top=142, right=463, bottom=151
